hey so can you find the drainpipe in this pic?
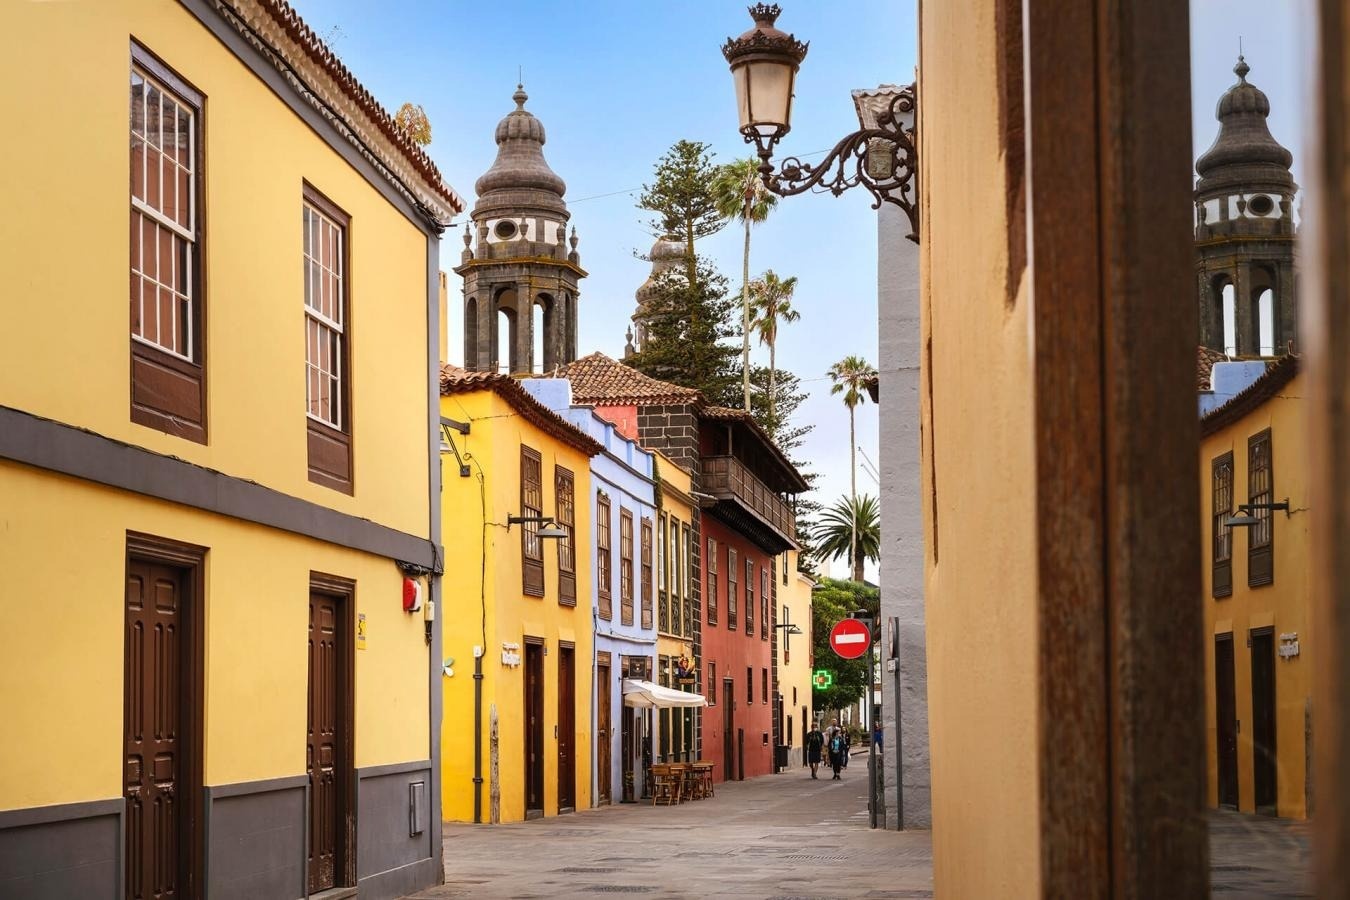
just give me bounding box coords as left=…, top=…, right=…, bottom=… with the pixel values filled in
left=424, top=232, right=446, bottom=876
left=473, top=648, right=484, bottom=823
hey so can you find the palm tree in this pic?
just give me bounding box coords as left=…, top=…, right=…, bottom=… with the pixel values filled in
left=813, top=495, right=880, bottom=582
left=748, top=270, right=800, bottom=426
left=711, top=158, right=777, bottom=410
left=828, top=355, right=878, bottom=508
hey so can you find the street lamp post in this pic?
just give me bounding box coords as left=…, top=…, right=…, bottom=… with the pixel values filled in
left=722, top=3, right=920, bottom=242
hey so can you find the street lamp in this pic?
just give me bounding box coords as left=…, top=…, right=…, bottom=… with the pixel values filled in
left=506, top=515, right=569, bottom=540
left=1223, top=499, right=1291, bottom=528
left=722, top=4, right=920, bottom=241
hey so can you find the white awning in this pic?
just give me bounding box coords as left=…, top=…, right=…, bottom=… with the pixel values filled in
left=621, top=679, right=707, bottom=709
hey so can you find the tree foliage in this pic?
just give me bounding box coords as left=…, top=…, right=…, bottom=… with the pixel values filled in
left=395, top=103, right=432, bottom=146
left=812, top=494, right=881, bottom=583
left=625, top=254, right=742, bottom=406
left=639, top=140, right=727, bottom=282
left=811, top=577, right=880, bottom=716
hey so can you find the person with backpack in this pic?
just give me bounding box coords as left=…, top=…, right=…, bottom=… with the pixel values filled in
left=805, top=722, right=825, bottom=779
left=826, top=719, right=846, bottom=779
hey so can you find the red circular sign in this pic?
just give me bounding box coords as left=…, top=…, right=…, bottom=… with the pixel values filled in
left=829, top=618, right=871, bottom=660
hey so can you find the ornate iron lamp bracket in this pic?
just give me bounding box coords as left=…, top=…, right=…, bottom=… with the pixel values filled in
left=746, top=86, right=920, bottom=243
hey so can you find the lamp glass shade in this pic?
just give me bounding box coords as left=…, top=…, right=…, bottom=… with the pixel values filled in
left=538, top=524, right=569, bottom=540
left=734, top=58, right=796, bottom=136
left=1224, top=513, right=1260, bottom=527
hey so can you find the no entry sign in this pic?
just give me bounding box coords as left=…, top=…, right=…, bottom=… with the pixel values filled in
left=829, top=618, right=871, bottom=660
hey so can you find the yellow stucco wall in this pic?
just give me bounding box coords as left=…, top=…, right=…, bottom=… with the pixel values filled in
left=440, top=389, right=594, bottom=823
left=777, top=550, right=815, bottom=756
left=0, top=0, right=430, bottom=538
left=921, top=0, right=1042, bottom=893
left=1199, top=372, right=1311, bottom=818
left=0, top=462, right=428, bottom=811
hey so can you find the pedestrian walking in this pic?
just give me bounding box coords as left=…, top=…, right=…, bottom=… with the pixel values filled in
left=826, top=719, right=846, bottom=780
left=805, top=723, right=825, bottom=779
left=872, top=720, right=883, bottom=754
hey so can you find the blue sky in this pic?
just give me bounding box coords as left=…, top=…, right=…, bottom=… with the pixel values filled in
left=290, top=0, right=1304, bottom=580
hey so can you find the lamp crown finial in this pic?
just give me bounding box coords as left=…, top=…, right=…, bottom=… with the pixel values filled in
left=749, top=3, right=782, bottom=25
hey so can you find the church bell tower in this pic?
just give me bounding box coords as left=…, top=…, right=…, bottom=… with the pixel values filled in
left=456, top=87, right=585, bottom=374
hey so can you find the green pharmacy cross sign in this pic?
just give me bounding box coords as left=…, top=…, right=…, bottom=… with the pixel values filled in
left=812, top=669, right=833, bottom=690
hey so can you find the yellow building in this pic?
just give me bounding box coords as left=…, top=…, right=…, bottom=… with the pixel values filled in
left=654, top=450, right=699, bottom=763
left=776, top=549, right=816, bottom=766
left=1200, top=356, right=1310, bottom=818
left=0, top=1, right=463, bottom=896
left=439, top=368, right=601, bottom=823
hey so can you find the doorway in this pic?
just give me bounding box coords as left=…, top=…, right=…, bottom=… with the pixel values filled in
left=524, top=640, right=545, bottom=818
left=597, top=657, right=612, bottom=805
left=1215, top=634, right=1239, bottom=809
left=723, top=678, right=735, bottom=781
left=1251, top=628, right=1278, bottom=814
left=621, top=706, right=635, bottom=802
left=125, top=543, right=203, bottom=900
left=558, top=644, right=576, bottom=812
left=307, top=578, right=353, bottom=893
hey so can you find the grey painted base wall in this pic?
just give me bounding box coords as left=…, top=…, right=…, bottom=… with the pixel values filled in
left=0, top=760, right=436, bottom=900
left=0, top=798, right=121, bottom=900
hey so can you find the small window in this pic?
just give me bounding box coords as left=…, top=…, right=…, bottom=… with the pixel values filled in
left=783, top=553, right=789, bottom=585
left=706, top=538, right=718, bottom=626
left=682, top=525, right=693, bottom=639
left=1212, top=453, right=1233, bottom=598
left=597, top=492, right=612, bottom=618
left=494, top=219, right=517, bottom=239
left=520, top=447, right=544, bottom=597
left=657, top=514, right=669, bottom=633
left=130, top=45, right=206, bottom=443
left=1248, top=430, right=1274, bottom=587
left=641, top=517, right=653, bottom=630
left=761, top=569, right=770, bottom=640
left=728, top=547, right=739, bottom=631
left=556, top=467, right=577, bottom=605
left=303, top=186, right=354, bottom=492
left=762, top=668, right=768, bottom=704
left=747, top=667, right=753, bottom=704
left=620, top=510, right=635, bottom=625
left=709, top=663, right=717, bottom=705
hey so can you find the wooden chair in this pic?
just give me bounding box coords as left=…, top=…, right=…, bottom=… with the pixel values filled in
left=694, top=761, right=715, bottom=798
left=650, top=764, right=681, bottom=806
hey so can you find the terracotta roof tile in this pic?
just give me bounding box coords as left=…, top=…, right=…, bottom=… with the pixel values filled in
left=439, top=365, right=603, bottom=455
left=555, top=353, right=703, bottom=406
left=1200, top=354, right=1300, bottom=437
left=241, top=0, right=465, bottom=217
left=1197, top=346, right=1227, bottom=391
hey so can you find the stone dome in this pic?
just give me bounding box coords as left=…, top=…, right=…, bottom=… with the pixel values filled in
left=635, top=235, right=685, bottom=306
left=472, top=86, right=568, bottom=218
left=1195, top=57, right=1294, bottom=193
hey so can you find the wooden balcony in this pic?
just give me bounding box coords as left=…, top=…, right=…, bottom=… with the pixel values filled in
left=699, top=455, right=797, bottom=553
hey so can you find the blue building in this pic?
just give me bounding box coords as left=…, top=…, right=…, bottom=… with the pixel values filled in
left=523, top=379, right=658, bottom=804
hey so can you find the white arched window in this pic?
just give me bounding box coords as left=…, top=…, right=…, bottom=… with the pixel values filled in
left=1221, top=282, right=1236, bottom=356
left=1258, top=288, right=1275, bottom=355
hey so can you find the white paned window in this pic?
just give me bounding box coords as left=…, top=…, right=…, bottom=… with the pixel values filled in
left=130, top=65, right=195, bottom=360
left=303, top=202, right=346, bottom=429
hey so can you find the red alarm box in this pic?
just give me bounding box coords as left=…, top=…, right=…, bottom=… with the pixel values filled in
left=402, top=577, right=423, bottom=613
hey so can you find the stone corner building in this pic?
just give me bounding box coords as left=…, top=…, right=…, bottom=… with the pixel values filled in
left=457, top=86, right=585, bottom=374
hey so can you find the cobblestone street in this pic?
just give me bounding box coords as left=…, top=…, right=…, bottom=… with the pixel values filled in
left=410, top=756, right=1313, bottom=899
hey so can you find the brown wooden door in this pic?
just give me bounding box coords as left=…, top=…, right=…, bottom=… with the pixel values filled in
left=1215, top=634, right=1239, bottom=809
left=621, top=706, right=635, bottom=802
left=524, top=642, right=545, bottom=816
left=723, top=679, right=735, bottom=781
left=558, top=646, right=576, bottom=811
left=1251, top=629, right=1278, bottom=814
left=308, top=590, right=350, bottom=892
left=597, top=662, right=611, bottom=804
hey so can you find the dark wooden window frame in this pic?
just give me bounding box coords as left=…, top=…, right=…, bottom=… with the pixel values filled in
left=762, top=667, right=769, bottom=704
left=597, top=491, right=612, bottom=619
left=619, top=508, right=635, bottom=625
left=682, top=524, right=693, bottom=639
left=1212, top=452, right=1234, bottom=597
left=1248, top=429, right=1274, bottom=587
left=303, top=184, right=354, bottom=493
left=657, top=513, right=669, bottom=633
left=129, top=43, right=207, bottom=444
left=761, top=568, right=770, bottom=641
left=745, top=557, right=755, bottom=636
left=706, top=537, right=718, bottom=626
left=727, top=546, right=739, bottom=631
left=747, top=666, right=754, bottom=705
left=308, top=570, right=357, bottom=889
left=556, top=466, right=576, bottom=606
left=640, top=517, right=653, bottom=630
left=708, top=662, right=717, bottom=705
left=521, top=446, right=545, bottom=597
left=125, top=531, right=207, bottom=895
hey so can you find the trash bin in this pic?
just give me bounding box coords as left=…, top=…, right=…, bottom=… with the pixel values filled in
left=774, top=744, right=789, bottom=772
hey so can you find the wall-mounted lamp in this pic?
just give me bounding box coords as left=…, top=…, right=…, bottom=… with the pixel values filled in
left=506, top=515, right=569, bottom=540
left=439, top=418, right=472, bottom=478
left=722, top=4, right=920, bottom=240
left=1223, top=499, right=1291, bottom=528
left=773, top=622, right=804, bottom=636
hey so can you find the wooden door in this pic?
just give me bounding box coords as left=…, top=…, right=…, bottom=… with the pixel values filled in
left=524, top=642, right=545, bottom=816
left=308, top=589, right=351, bottom=893
left=597, top=662, right=612, bottom=804
left=558, top=646, right=576, bottom=811
left=1215, top=634, right=1239, bottom=808
left=621, top=706, right=634, bottom=802
left=1251, top=629, right=1278, bottom=814
left=723, top=679, right=735, bottom=781
left=125, top=557, right=197, bottom=899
